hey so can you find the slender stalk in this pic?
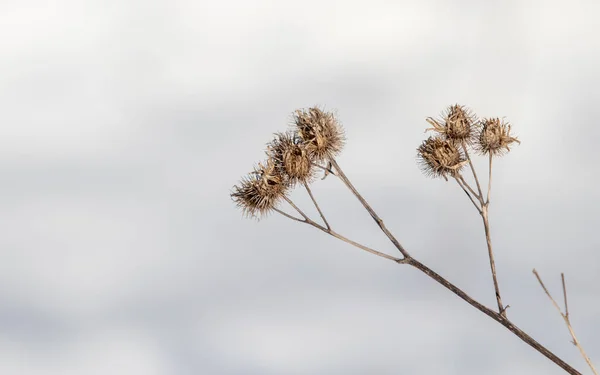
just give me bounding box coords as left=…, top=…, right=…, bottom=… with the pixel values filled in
left=460, top=146, right=505, bottom=317
left=462, top=142, right=484, bottom=199
left=275, top=197, right=581, bottom=374
left=459, top=174, right=481, bottom=201
left=277, top=198, right=400, bottom=262
left=304, top=183, right=331, bottom=230
left=273, top=207, right=304, bottom=222
left=454, top=176, right=482, bottom=214
left=486, top=153, right=493, bottom=204
left=561, top=273, right=569, bottom=318
left=482, top=206, right=506, bottom=316
left=403, top=259, right=581, bottom=375
left=282, top=195, right=310, bottom=221
left=329, top=159, right=410, bottom=259
left=326, top=229, right=401, bottom=262
left=533, top=270, right=597, bottom=375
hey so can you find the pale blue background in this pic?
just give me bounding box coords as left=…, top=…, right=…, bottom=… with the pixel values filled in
left=1, top=0, right=599, bottom=374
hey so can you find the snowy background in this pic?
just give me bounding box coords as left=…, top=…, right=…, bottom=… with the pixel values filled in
left=1, top=0, right=599, bottom=374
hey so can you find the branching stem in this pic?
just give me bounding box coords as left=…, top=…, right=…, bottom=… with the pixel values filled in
left=533, top=270, right=597, bottom=375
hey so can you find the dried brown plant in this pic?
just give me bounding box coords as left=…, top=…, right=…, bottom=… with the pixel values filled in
left=231, top=159, right=290, bottom=219
left=475, top=117, right=521, bottom=156
left=425, top=104, right=476, bottom=145
left=230, top=105, right=596, bottom=375
left=293, top=107, right=345, bottom=162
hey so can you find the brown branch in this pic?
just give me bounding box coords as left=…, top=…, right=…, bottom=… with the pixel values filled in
left=304, top=183, right=331, bottom=230
left=276, top=198, right=399, bottom=262
left=458, top=174, right=481, bottom=201
left=462, top=142, right=484, bottom=200
left=533, top=269, right=597, bottom=375
left=454, top=176, right=482, bottom=214
left=482, top=206, right=506, bottom=317
left=273, top=207, right=304, bottom=223
left=561, top=273, right=569, bottom=319
left=460, top=147, right=505, bottom=317
left=275, top=191, right=581, bottom=374
left=398, top=259, right=581, bottom=375
left=486, top=153, right=493, bottom=204
left=329, top=158, right=410, bottom=259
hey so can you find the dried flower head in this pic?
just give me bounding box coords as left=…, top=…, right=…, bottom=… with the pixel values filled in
left=426, top=104, right=476, bottom=144
left=267, top=132, right=314, bottom=185
left=231, top=159, right=289, bottom=218
left=476, top=118, right=520, bottom=156
left=293, top=107, right=345, bottom=162
left=417, top=136, right=468, bottom=180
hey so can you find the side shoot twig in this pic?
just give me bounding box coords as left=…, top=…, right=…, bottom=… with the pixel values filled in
left=533, top=269, right=598, bottom=375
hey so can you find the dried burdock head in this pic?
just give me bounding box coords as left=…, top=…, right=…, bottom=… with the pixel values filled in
left=476, top=118, right=521, bottom=156
left=267, top=131, right=314, bottom=185
left=293, top=107, right=345, bottom=162
left=231, top=159, right=289, bottom=219
left=417, top=136, right=468, bottom=180
left=426, top=104, right=476, bottom=145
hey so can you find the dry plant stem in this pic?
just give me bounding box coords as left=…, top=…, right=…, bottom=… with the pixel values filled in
left=304, top=183, right=331, bottom=230
left=454, top=176, right=482, bottom=214
left=486, top=153, right=493, bottom=203
left=459, top=174, right=481, bottom=200
left=533, top=269, right=598, bottom=375
left=562, top=274, right=569, bottom=318
left=273, top=207, right=305, bottom=223
left=462, top=143, right=484, bottom=199
left=278, top=197, right=400, bottom=262
left=403, top=258, right=581, bottom=375
left=482, top=206, right=506, bottom=316
left=282, top=195, right=310, bottom=221
left=329, top=158, right=411, bottom=259
left=276, top=193, right=581, bottom=374
left=461, top=144, right=506, bottom=317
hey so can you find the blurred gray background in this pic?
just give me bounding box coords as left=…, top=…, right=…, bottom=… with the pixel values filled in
left=1, top=0, right=599, bottom=374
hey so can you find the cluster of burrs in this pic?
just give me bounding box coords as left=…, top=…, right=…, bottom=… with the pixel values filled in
left=417, top=104, right=520, bottom=181
left=231, top=107, right=345, bottom=219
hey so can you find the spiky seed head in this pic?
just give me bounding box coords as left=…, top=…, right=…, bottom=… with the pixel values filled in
left=231, top=159, right=289, bottom=219
left=267, top=132, right=314, bottom=185
left=426, top=104, right=476, bottom=144
left=293, top=107, right=345, bottom=162
left=417, top=136, right=468, bottom=180
left=476, top=118, right=520, bottom=156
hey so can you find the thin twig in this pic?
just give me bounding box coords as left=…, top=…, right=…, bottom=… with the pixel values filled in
left=275, top=190, right=581, bottom=374
left=478, top=151, right=505, bottom=316
left=562, top=273, right=569, bottom=319
left=400, top=259, right=581, bottom=375
left=273, top=207, right=305, bottom=223
left=482, top=207, right=506, bottom=316
left=454, top=176, right=482, bottom=214
left=282, top=195, right=310, bottom=221
left=276, top=198, right=399, bottom=262
left=329, top=158, right=411, bottom=259
left=304, top=183, right=331, bottom=230
left=486, top=153, right=492, bottom=204
left=459, top=174, right=481, bottom=201
left=326, top=229, right=401, bottom=262
left=312, top=162, right=337, bottom=177
left=533, top=270, right=598, bottom=375
left=462, top=142, right=484, bottom=201
left=462, top=146, right=505, bottom=316
left=276, top=158, right=581, bottom=375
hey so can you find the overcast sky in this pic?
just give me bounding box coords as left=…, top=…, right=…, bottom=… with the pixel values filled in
left=1, top=0, right=599, bottom=374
